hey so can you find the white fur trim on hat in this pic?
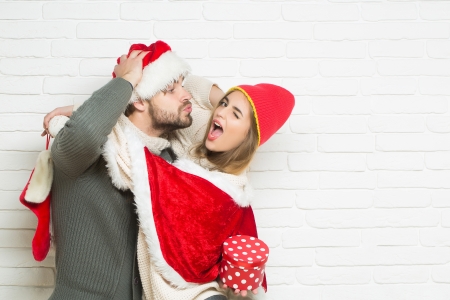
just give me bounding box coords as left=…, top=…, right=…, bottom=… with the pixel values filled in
left=130, top=51, right=191, bottom=103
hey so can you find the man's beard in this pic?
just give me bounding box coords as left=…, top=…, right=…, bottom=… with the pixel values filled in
left=148, top=101, right=193, bottom=133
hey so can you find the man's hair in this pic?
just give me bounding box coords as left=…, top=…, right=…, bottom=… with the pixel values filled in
left=191, top=101, right=259, bottom=175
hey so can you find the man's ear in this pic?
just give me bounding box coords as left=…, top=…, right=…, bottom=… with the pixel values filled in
left=133, top=99, right=147, bottom=112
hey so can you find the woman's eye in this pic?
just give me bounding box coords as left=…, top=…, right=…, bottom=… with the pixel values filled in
left=234, top=112, right=239, bottom=119
left=219, top=101, right=227, bottom=107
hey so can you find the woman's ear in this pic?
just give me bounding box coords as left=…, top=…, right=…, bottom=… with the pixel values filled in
left=133, top=99, right=147, bottom=112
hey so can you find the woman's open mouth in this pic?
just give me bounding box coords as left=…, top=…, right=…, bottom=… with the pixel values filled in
left=207, top=120, right=224, bottom=141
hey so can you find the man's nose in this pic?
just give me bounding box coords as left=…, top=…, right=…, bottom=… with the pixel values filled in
left=180, top=87, right=191, bottom=102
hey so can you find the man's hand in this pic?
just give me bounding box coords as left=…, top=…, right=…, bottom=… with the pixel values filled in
left=42, top=105, right=74, bottom=136
left=220, top=280, right=258, bottom=297
left=114, top=50, right=149, bottom=88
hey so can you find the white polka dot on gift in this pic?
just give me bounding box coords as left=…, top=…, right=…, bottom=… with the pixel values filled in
left=255, top=278, right=259, bottom=283
left=224, top=242, right=228, bottom=246
left=241, top=239, right=246, bottom=242
left=243, top=252, right=247, bottom=255
left=251, top=250, right=256, bottom=253
left=228, top=275, right=232, bottom=280
left=257, top=256, right=261, bottom=259
left=241, top=279, right=246, bottom=284
left=233, top=253, right=239, bottom=257
left=237, top=246, right=242, bottom=250
left=233, top=284, right=238, bottom=289
left=255, top=243, right=260, bottom=246
left=235, top=272, right=240, bottom=277
left=260, top=248, right=265, bottom=251
left=246, top=244, right=251, bottom=248
left=250, top=273, right=254, bottom=278
left=232, top=241, right=237, bottom=244
left=248, top=286, right=252, bottom=290
left=228, top=248, right=233, bottom=251
left=250, top=237, right=255, bottom=240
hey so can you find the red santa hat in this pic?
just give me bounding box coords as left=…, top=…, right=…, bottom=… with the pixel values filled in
left=113, top=41, right=191, bottom=103
left=226, top=84, right=295, bottom=146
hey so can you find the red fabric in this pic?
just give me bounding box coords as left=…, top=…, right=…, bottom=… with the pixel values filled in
left=234, top=84, right=295, bottom=146
left=112, top=40, right=172, bottom=78
left=19, top=170, right=51, bottom=262
left=144, top=148, right=267, bottom=291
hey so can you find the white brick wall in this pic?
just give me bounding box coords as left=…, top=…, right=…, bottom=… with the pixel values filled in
left=1, top=1, right=450, bottom=299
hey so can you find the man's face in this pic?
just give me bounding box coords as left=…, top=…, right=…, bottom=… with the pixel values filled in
left=148, top=76, right=193, bottom=133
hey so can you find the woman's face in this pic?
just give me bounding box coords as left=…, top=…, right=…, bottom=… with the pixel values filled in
left=205, top=91, right=252, bottom=152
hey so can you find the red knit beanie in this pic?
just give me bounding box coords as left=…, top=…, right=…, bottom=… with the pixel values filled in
left=226, top=84, right=295, bottom=146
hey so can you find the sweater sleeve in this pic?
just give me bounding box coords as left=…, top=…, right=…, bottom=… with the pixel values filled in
left=51, top=78, right=132, bottom=178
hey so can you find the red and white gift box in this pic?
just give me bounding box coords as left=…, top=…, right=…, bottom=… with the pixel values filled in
left=219, top=235, right=269, bottom=291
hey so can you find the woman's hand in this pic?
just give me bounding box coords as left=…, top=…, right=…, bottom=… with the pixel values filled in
left=220, top=280, right=258, bottom=297
left=41, top=105, right=74, bottom=136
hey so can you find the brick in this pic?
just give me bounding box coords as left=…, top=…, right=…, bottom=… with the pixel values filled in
left=368, top=116, right=425, bottom=133
left=442, top=209, right=450, bottom=227
left=43, top=2, right=118, bottom=20
left=287, top=41, right=366, bottom=58
left=0, top=287, right=53, bottom=300
left=319, top=60, right=376, bottom=77
left=288, top=153, right=366, bottom=171
left=420, top=3, right=450, bottom=20
left=266, top=286, right=321, bottom=300
left=234, top=23, right=312, bottom=40
left=164, top=41, right=208, bottom=59
left=0, top=95, right=76, bottom=113
left=0, top=191, right=25, bottom=210
left=0, top=22, right=75, bottom=39
left=373, top=266, right=429, bottom=284
left=44, top=77, right=110, bottom=95
left=291, top=116, right=366, bottom=134
left=313, top=97, right=371, bottom=115
left=77, top=22, right=153, bottom=39
left=0, top=267, right=53, bottom=286
left=427, top=40, right=450, bottom=58
left=0, top=76, right=42, bottom=95
left=0, top=114, right=44, bottom=132
left=378, top=171, right=450, bottom=188
left=209, top=41, right=284, bottom=58
left=378, top=59, right=450, bottom=76
left=427, top=116, right=450, bottom=133
left=210, top=77, right=282, bottom=91
left=258, top=134, right=316, bottom=153
left=282, top=4, right=359, bottom=21
left=296, top=190, right=373, bottom=210
left=362, top=228, right=418, bottom=247
left=361, top=77, right=417, bottom=95
left=307, top=208, right=438, bottom=229
left=315, top=23, right=450, bottom=41
left=203, top=3, right=280, bottom=21
left=79, top=58, right=115, bottom=77
left=0, top=211, right=36, bottom=230
left=282, top=78, right=358, bottom=96
left=0, top=40, right=50, bottom=58
left=187, top=59, right=238, bottom=77
left=296, top=267, right=371, bottom=285
left=320, top=172, right=376, bottom=189
left=0, top=2, right=41, bottom=20
left=432, top=190, right=450, bottom=208
left=0, top=58, right=78, bottom=76
left=9, top=247, right=56, bottom=266
left=154, top=22, right=232, bottom=40
left=0, top=151, right=37, bottom=171
left=248, top=171, right=319, bottom=189
left=0, top=133, right=53, bottom=151
left=367, top=153, right=424, bottom=171
left=52, top=40, right=130, bottom=58
left=420, top=77, right=450, bottom=95
left=426, top=152, right=450, bottom=169
left=267, top=248, right=314, bottom=267
left=254, top=208, right=304, bottom=228
left=371, top=96, right=448, bottom=114
left=361, top=3, right=417, bottom=21
left=292, top=97, right=312, bottom=115
left=265, top=267, right=295, bottom=285
left=316, top=247, right=450, bottom=266
left=0, top=230, right=34, bottom=248
left=432, top=266, right=450, bottom=283
left=374, top=189, right=430, bottom=208
left=250, top=152, right=288, bottom=172
left=257, top=229, right=283, bottom=248
left=420, top=228, right=450, bottom=246
left=240, top=60, right=318, bottom=78
left=318, top=135, right=374, bottom=153
left=283, top=229, right=360, bottom=248
left=322, top=285, right=450, bottom=300
left=121, top=2, right=201, bottom=20
left=369, top=41, right=425, bottom=58
left=376, top=134, right=450, bottom=152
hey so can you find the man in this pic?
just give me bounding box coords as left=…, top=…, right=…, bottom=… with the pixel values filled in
left=47, top=42, right=193, bottom=299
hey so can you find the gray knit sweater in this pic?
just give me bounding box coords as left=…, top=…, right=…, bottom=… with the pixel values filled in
left=49, top=78, right=142, bottom=300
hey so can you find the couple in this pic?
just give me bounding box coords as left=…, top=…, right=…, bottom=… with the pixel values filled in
left=41, top=41, right=294, bottom=300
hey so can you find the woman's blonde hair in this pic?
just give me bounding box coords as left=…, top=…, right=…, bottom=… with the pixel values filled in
left=191, top=96, right=259, bottom=175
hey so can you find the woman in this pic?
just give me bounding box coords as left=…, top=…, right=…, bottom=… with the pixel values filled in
left=44, top=74, right=294, bottom=300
